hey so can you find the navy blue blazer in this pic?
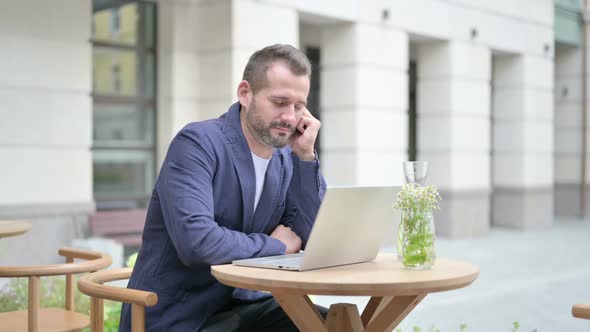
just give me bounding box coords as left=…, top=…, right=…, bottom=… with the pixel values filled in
left=119, top=102, right=327, bottom=331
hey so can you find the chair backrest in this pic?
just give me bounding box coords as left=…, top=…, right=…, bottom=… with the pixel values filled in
left=573, top=304, right=590, bottom=320
left=77, top=267, right=158, bottom=332
left=0, top=247, right=112, bottom=332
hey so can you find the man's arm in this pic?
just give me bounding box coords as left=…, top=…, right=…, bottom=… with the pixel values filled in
left=280, top=152, right=327, bottom=248
left=156, top=128, right=286, bottom=266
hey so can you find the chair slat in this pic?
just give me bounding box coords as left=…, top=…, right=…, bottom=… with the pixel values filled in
left=28, top=276, right=40, bottom=332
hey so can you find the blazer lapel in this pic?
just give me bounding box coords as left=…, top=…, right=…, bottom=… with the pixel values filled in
left=251, top=151, right=284, bottom=233
left=223, top=103, right=255, bottom=233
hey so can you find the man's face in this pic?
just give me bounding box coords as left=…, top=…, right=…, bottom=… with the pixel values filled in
left=244, top=62, right=310, bottom=149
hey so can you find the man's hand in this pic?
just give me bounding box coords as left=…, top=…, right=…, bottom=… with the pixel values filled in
left=270, top=225, right=302, bottom=254
left=289, top=107, right=320, bottom=161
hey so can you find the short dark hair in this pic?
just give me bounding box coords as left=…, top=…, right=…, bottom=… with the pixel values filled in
left=242, top=44, right=312, bottom=93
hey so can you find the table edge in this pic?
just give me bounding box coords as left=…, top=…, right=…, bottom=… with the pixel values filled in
left=211, top=265, right=480, bottom=296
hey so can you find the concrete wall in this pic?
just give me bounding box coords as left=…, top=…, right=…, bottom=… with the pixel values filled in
left=320, top=23, right=408, bottom=186
left=0, top=0, right=93, bottom=264
left=416, top=42, right=492, bottom=237
left=492, top=55, right=554, bottom=229
left=554, top=37, right=587, bottom=216
left=153, top=0, right=556, bottom=237
left=157, top=0, right=201, bottom=166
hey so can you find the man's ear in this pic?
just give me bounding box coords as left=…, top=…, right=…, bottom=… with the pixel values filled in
left=237, top=80, right=252, bottom=108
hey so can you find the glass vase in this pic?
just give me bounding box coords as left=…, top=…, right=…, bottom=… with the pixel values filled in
left=399, top=207, right=436, bottom=270
left=402, top=161, right=429, bottom=186
left=397, top=161, right=429, bottom=260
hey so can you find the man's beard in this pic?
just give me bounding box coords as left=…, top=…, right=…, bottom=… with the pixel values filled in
left=246, top=100, right=294, bottom=148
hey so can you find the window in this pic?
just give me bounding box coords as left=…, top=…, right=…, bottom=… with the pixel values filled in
left=92, top=1, right=157, bottom=210
left=111, top=63, right=121, bottom=92
left=305, top=47, right=321, bottom=155
left=110, top=8, right=121, bottom=35
left=408, top=60, right=417, bottom=161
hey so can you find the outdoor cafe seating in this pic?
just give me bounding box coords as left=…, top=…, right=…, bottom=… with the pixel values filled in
left=0, top=247, right=111, bottom=332
left=77, top=267, right=157, bottom=332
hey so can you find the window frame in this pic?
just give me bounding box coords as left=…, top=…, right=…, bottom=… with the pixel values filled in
left=91, top=0, right=158, bottom=210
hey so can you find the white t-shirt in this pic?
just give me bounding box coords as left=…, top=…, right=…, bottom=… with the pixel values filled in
left=251, top=152, right=271, bottom=212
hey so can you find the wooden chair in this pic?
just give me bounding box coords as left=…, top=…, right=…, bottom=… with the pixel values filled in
left=77, top=267, right=157, bottom=332
left=573, top=303, right=590, bottom=320
left=0, top=247, right=112, bottom=332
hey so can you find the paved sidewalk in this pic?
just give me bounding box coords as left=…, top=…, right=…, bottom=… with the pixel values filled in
left=313, top=218, right=590, bottom=332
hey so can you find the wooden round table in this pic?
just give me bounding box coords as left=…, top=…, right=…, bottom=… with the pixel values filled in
left=0, top=220, right=32, bottom=238
left=212, top=253, right=479, bottom=332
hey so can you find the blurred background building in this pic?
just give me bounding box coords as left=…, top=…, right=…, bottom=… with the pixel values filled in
left=0, top=0, right=587, bottom=263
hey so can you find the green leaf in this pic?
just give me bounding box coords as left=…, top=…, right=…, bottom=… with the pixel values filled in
left=511, top=321, right=520, bottom=332
left=126, top=252, right=138, bottom=268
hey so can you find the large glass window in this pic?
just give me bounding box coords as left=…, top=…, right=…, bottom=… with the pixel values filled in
left=408, top=60, right=417, bottom=161
left=306, top=47, right=321, bottom=155
left=92, top=1, right=157, bottom=210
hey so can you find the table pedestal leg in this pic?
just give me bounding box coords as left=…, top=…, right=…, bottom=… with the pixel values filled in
left=361, top=296, right=392, bottom=326
left=361, top=294, right=427, bottom=332
left=325, top=303, right=364, bottom=332
left=272, top=293, right=328, bottom=332
left=272, top=293, right=426, bottom=332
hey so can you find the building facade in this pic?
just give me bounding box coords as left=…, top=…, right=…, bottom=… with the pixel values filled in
left=0, top=0, right=586, bottom=263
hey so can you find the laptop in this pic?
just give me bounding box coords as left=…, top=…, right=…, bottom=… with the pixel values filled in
left=232, top=186, right=399, bottom=271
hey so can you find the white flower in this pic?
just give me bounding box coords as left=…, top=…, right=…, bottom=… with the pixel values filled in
left=393, top=183, right=442, bottom=212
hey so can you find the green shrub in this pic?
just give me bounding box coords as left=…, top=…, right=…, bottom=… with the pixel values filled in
left=0, top=276, right=89, bottom=313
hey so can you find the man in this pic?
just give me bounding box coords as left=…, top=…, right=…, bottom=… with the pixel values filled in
left=119, top=44, right=327, bottom=331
